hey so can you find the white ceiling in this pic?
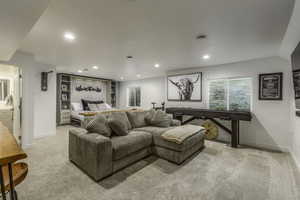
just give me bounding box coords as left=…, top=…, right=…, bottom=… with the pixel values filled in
left=20, top=0, right=295, bottom=80
left=0, top=0, right=50, bottom=61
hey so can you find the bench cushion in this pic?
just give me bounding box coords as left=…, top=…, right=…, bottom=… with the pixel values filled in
left=111, top=131, right=152, bottom=160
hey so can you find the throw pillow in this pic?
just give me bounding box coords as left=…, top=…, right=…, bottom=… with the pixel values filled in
left=71, top=102, right=83, bottom=111
left=107, top=118, right=128, bottom=136
left=145, top=110, right=171, bottom=127
left=126, top=111, right=148, bottom=128
left=98, top=103, right=112, bottom=110
left=109, top=112, right=132, bottom=131
left=81, top=99, right=104, bottom=111
left=145, top=109, right=155, bottom=124
left=86, top=114, right=112, bottom=137
left=88, top=103, right=99, bottom=111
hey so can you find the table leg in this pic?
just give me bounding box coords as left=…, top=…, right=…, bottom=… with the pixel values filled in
left=0, top=165, right=7, bottom=200
left=173, top=114, right=183, bottom=122
left=8, top=164, right=15, bottom=200
left=231, top=120, right=240, bottom=148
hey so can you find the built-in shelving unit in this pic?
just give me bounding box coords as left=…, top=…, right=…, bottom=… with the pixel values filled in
left=57, top=74, right=71, bottom=125
left=56, top=73, right=118, bottom=125
left=111, top=81, right=117, bottom=107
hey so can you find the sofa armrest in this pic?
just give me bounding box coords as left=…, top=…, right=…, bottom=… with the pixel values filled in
left=69, top=128, right=113, bottom=181
left=171, top=119, right=181, bottom=126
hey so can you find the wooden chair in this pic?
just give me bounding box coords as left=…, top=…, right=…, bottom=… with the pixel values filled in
left=0, top=122, right=28, bottom=200
left=0, top=163, right=28, bottom=200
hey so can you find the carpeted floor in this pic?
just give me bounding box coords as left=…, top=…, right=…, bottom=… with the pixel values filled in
left=16, top=126, right=300, bottom=200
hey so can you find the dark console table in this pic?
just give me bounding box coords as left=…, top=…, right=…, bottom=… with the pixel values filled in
left=165, top=107, right=252, bottom=148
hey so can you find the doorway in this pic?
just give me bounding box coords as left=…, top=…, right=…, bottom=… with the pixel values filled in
left=0, top=64, right=22, bottom=144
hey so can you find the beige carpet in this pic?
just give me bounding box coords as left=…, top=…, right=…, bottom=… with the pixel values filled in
left=16, top=126, right=300, bottom=200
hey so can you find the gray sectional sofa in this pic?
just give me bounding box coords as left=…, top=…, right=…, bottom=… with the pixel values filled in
left=69, top=110, right=205, bottom=181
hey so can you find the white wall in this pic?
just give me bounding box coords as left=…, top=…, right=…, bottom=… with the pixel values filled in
left=120, top=57, right=293, bottom=151
left=280, top=0, right=300, bottom=167
left=32, top=64, right=56, bottom=139
left=0, top=51, right=56, bottom=147
left=119, top=77, right=166, bottom=109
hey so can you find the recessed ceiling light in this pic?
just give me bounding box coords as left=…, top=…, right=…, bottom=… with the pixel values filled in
left=202, top=54, right=211, bottom=60
left=120, top=76, right=124, bottom=80
left=136, top=74, right=141, bottom=78
left=78, top=70, right=83, bottom=73
left=64, top=32, right=76, bottom=41
left=154, top=64, right=160, bottom=68
left=196, top=34, right=207, bottom=40
left=92, top=66, right=99, bottom=69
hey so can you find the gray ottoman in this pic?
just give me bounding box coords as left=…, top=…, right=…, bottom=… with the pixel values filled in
left=152, top=130, right=205, bottom=164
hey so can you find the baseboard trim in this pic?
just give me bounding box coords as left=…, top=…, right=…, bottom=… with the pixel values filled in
left=213, top=139, right=289, bottom=153
left=34, top=131, right=56, bottom=139
left=22, top=143, right=32, bottom=149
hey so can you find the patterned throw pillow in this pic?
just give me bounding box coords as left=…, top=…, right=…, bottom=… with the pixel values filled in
left=86, top=114, right=112, bottom=137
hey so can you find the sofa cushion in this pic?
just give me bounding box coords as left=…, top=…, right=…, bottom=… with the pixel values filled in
left=109, top=112, right=132, bottom=131
left=145, top=110, right=171, bottom=127
left=134, top=126, right=205, bottom=152
left=111, top=131, right=152, bottom=160
left=86, top=114, right=112, bottom=137
left=126, top=111, right=148, bottom=128
left=108, top=118, right=128, bottom=136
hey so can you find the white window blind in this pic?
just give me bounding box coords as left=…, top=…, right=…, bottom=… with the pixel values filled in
left=209, top=78, right=252, bottom=111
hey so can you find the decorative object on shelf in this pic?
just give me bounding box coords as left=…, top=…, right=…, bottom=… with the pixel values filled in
left=61, top=94, right=68, bottom=101
left=41, top=71, right=54, bottom=91
left=61, top=84, right=69, bottom=92
left=167, top=72, right=202, bottom=101
left=259, top=72, right=283, bottom=100
left=202, top=120, right=218, bottom=140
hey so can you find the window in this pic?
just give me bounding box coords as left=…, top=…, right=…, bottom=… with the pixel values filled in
left=209, top=78, right=251, bottom=111
left=127, top=87, right=141, bottom=107
left=0, top=79, right=10, bottom=102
